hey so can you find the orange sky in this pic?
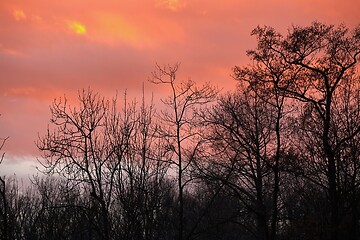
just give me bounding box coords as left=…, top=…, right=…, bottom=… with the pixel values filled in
left=0, top=0, right=359, bottom=176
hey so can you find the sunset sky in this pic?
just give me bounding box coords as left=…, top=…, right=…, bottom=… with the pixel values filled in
left=0, top=0, right=359, bottom=178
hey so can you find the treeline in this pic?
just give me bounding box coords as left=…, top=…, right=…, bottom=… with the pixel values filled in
left=1, top=22, right=360, bottom=240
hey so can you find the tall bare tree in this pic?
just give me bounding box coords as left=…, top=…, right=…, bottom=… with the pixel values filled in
left=150, top=63, right=217, bottom=240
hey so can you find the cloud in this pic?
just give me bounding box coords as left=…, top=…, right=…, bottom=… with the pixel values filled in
left=13, top=9, right=26, bottom=21
left=67, top=20, right=87, bottom=35
left=155, top=0, right=186, bottom=11
left=0, top=0, right=359, bottom=161
left=0, top=153, right=40, bottom=186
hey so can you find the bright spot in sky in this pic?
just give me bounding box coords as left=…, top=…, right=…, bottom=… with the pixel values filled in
left=158, top=0, right=182, bottom=11
left=67, top=21, right=87, bottom=35
left=13, top=9, right=26, bottom=21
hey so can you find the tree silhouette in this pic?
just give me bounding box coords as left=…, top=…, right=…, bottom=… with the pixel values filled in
left=234, top=22, right=360, bottom=240
left=150, top=63, right=217, bottom=240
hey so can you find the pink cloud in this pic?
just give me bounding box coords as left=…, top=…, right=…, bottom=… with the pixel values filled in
left=0, top=0, right=359, bottom=163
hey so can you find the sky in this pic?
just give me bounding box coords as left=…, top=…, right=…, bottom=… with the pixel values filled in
left=0, top=0, right=359, bottom=178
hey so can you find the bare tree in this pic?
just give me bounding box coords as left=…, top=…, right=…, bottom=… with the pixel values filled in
left=150, top=63, right=217, bottom=240
left=111, top=89, right=173, bottom=240
left=37, top=89, right=126, bottom=240
left=37, top=88, right=174, bottom=240
left=200, top=86, right=286, bottom=240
